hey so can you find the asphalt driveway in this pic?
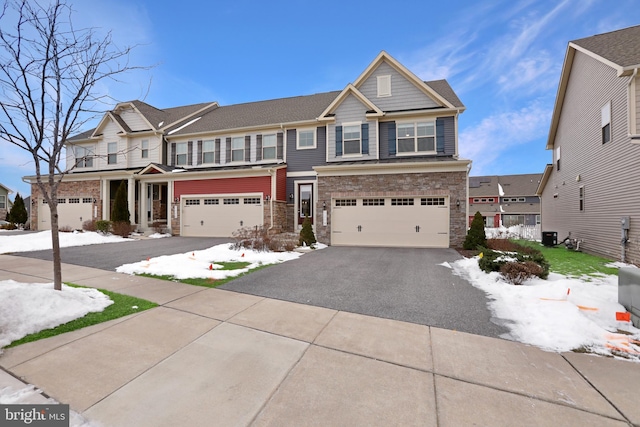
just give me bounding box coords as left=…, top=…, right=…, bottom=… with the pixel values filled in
left=222, top=246, right=508, bottom=338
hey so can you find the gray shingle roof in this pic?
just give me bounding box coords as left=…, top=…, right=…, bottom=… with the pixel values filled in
left=572, top=24, right=640, bottom=68
left=130, top=100, right=216, bottom=130
left=469, top=173, right=543, bottom=197
left=424, top=79, right=465, bottom=109
left=167, top=91, right=341, bottom=136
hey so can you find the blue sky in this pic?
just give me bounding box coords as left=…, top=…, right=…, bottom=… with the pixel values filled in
left=1, top=0, right=639, bottom=199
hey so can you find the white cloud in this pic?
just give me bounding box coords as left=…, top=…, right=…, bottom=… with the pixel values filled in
left=460, top=101, right=551, bottom=174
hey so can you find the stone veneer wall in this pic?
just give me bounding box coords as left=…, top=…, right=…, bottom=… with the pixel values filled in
left=30, top=180, right=102, bottom=230
left=316, top=171, right=468, bottom=247
left=0, top=207, right=7, bottom=222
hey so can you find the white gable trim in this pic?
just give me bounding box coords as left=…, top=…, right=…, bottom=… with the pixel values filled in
left=91, top=112, right=128, bottom=138
left=353, top=51, right=455, bottom=109
left=318, top=84, right=383, bottom=121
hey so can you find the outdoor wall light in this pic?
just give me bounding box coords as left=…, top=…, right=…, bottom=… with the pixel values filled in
left=265, top=195, right=271, bottom=202
left=289, top=193, right=294, bottom=201
left=323, top=201, right=326, bottom=209
left=455, top=199, right=460, bottom=207
left=174, top=197, right=179, bottom=203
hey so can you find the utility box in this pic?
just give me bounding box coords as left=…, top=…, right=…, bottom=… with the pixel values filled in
left=621, top=216, right=630, bottom=230
left=542, top=231, right=557, bottom=247
left=619, top=268, right=640, bottom=328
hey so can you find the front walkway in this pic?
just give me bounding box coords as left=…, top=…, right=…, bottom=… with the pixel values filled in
left=0, top=255, right=638, bottom=426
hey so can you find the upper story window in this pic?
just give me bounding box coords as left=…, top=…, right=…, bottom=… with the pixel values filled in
left=0, top=195, right=5, bottom=209
left=397, top=121, right=435, bottom=154
left=343, top=124, right=361, bottom=155
left=141, top=140, right=149, bottom=158
left=502, top=197, right=526, bottom=203
left=175, top=142, right=188, bottom=165
left=601, top=102, right=611, bottom=144
left=377, top=75, right=391, bottom=97
left=74, top=146, right=93, bottom=168
left=472, top=198, right=496, bottom=203
left=262, top=134, right=277, bottom=159
left=107, top=142, right=117, bottom=164
left=231, top=136, right=244, bottom=162
left=202, top=140, right=215, bottom=164
left=579, top=186, right=585, bottom=211
left=555, top=146, right=561, bottom=171
left=297, top=129, right=316, bottom=149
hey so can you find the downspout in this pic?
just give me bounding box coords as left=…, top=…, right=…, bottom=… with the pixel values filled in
left=268, top=168, right=276, bottom=231
left=628, top=68, right=640, bottom=138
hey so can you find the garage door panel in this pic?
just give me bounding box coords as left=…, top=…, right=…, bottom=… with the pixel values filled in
left=39, top=197, right=93, bottom=231
left=182, top=196, right=263, bottom=237
left=331, top=197, right=449, bottom=248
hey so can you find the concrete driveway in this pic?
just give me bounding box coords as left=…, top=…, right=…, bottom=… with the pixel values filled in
left=222, top=246, right=508, bottom=338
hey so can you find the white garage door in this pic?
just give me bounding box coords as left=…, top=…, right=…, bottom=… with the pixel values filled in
left=39, top=197, right=94, bottom=231
left=182, top=195, right=263, bottom=237
left=331, top=196, right=449, bottom=248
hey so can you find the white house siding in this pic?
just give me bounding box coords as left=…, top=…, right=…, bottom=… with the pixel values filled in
left=358, top=61, right=439, bottom=112
left=636, top=74, right=640, bottom=133
left=127, top=136, right=163, bottom=168
left=120, top=108, right=150, bottom=131
left=327, top=94, right=376, bottom=161
left=541, top=51, right=640, bottom=264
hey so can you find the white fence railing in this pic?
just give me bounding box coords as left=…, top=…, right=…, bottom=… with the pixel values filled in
left=485, top=225, right=541, bottom=241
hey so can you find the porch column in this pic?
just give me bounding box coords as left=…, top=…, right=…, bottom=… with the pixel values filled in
left=101, top=179, right=109, bottom=220
left=127, top=176, right=135, bottom=226
left=141, top=182, right=148, bottom=230
left=167, top=181, right=174, bottom=233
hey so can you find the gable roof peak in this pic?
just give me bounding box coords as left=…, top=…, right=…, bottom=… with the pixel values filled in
left=571, top=24, right=640, bottom=72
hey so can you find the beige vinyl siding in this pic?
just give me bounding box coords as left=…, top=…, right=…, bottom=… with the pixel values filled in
left=636, top=74, right=640, bottom=133
left=127, top=136, right=162, bottom=168
left=327, top=94, right=376, bottom=161
left=541, top=51, right=640, bottom=264
left=99, top=120, right=123, bottom=170
left=120, top=108, right=151, bottom=131
left=358, top=61, right=439, bottom=111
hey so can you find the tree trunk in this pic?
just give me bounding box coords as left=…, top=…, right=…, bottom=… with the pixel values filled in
left=49, top=200, right=63, bottom=291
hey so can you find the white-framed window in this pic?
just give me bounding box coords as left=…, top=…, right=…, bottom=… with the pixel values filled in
left=377, top=75, right=391, bottom=97
left=0, top=195, right=5, bottom=209
left=555, top=146, right=561, bottom=171
left=74, top=146, right=94, bottom=168
left=579, top=186, right=585, bottom=211
left=202, top=140, right=215, bottom=164
left=176, top=142, right=188, bottom=166
left=231, top=137, right=244, bottom=162
left=107, top=142, right=117, bottom=164
left=262, top=134, right=277, bottom=160
left=141, top=140, right=149, bottom=158
left=343, top=123, right=361, bottom=155
left=602, top=102, right=611, bottom=144
left=297, top=129, right=316, bottom=149
left=397, top=121, right=435, bottom=153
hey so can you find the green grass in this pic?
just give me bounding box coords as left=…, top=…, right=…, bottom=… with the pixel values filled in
left=138, top=261, right=271, bottom=288
left=514, top=239, right=618, bottom=277
left=7, top=285, right=157, bottom=348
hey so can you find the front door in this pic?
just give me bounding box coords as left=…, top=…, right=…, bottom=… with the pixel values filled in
left=298, top=183, right=314, bottom=225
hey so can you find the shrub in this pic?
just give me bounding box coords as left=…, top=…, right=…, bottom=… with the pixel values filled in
left=82, top=219, right=97, bottom=232
left=95, top=220, right=111, bottom=234
left=232, top=226, right=272, bottom=251
left=299, top=215, right=316, bottom=247
left=111, top=180, right=130, bottom=224
left=463, top=211, right=487, bottom=250
left=111, top=221, right=133, bottom=238
left=478, top=242, right=550, bottom=282
left=500, top=261, right=544, bottom=285
left=59, top=225, right=74, bottom=232
left=0, top=222, right=18, bottom=230
left=269, top=233, right=299, bottom=252
left=7, top=193, right=28, bottom=225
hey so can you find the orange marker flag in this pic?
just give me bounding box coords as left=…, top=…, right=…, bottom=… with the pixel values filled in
left=567, top=288, right=571, bottom=295
left=616, top=312, right=631, bottom=322
left=209, top=264, right=213, bottom=270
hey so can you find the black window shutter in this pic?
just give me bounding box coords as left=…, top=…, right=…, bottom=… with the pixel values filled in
left=245, top=135, right=251, bottom=162
left=256, top=134, right=263, bottom=161
left=226, top=137, right=231, bottom=163
left=336, top=126, right=343, bottom=156
left=436, top=119, right=445, bottom=153
left=361, top=123, right=369, bottom=155
left=187, top=141, right=193, bottom=165
left=170, top=143, right=176, bottom=166
left=215, top=138, right=221, bottom=164
left=197, top=140, right=203, bottom=165
left=388, top=122, right=396, bottom=156
left=277, top=132, right=284, bottom=159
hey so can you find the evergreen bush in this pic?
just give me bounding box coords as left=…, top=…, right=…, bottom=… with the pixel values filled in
left=111, top=180, right=130, bottom=224
left=463, top=211, right=487, bottom=250
left=7, top=192, right=28, bottom=225
left=95, top=220, right=111, bottom=234
left=299, top=215, right=316, bottom=247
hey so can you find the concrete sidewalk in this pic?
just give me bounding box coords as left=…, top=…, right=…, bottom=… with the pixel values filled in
left=1, top=255, right=639, bottom=426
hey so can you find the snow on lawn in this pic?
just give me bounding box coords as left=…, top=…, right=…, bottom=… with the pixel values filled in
left=451, top=256, right=640, bottom=360
left=0, top=230, right=132, bottom=254
left=0, top=281, right=113, bottom=349
left=116, top=243, right=304, bottom=280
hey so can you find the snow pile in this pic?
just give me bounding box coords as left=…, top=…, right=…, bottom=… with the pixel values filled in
left=451, top=257, right=640, bottom=359
left=116, top=243, right=303, bottom=280
left=0, top=281, right=113, bottom=349
left=0, top=230, right=132, bottom=254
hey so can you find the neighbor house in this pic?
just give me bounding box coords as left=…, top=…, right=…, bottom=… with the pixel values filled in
left=469, top=174, right=542, bottom=228
left=24, top=51, right=471, bottom=248
left=0, top=183, right=13, bottom=221
left=538, top=25, right=640, bottom=264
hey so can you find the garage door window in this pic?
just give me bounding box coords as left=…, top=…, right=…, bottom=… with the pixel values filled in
left=391, top=198, right=414, bottom=206
left=363, top=198, right=384, bottom=206
left=335, top=199, right=356, bottom=207
left=186, top=199, right=200, bottom=205
left=58, top=198, right=66, bottom=204
left=204, top=199, right=219, bottom=205
left=224, top=198, right=239, bottom=205
left=421, top=197, right=445, bottom=206
left=83, top=198, right=92, bottom=203
left=69, top=198, right=80, bottom=204
left=244, top=198, right=261, bottom=205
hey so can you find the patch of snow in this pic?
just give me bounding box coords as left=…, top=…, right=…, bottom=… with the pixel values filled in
left=0, top=230, right=132, bottom=254
left=148, top=233, right=171, bottom=239
left=167, top=116, right=201, bottom=135
left=0, top=281, right=113, bottom=349
left=438, top=262, right=452, bottom=269
left=606, top=261, right=638, bottom=269
left=498, top=183, right=505, bottom=196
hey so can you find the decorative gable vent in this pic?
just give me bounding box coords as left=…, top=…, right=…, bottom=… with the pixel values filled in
left=377, top=75, right=391, bottom=97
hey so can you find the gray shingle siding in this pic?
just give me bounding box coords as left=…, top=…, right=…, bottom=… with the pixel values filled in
left=379, top=118, right=455, bottom=159
left=542, top=50, right=638, bottom=263
left=327, top=95, right=377, bottom=161
left=286, top=126, right=327, bottom=172
left=359, top=62, right=439, bottom=111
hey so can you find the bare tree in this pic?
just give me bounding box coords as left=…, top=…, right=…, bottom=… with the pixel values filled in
left=0, top=0, right=145, bottom=290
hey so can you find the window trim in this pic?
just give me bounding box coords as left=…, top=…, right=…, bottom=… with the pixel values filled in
left=342, top=122, right=362, bottom=156
left=175, top=142, right=188, bottom=166
left=396, top=120, right=436, bottom=155
left=107, top=142, right=117, bottom=165
left=601, top=101, right=611, bottom=144
left=296, top=128, right=316, bottom=150
left=74, top=145, right=94, bottom=168
left=141, top=139, right=149, bottom=159
left=230, top=136, right=244, bottom=162
left=262, top=133, right=277, bottom=160
left=202, top=140, right=215, bottom=164
left=0, top=195, right=5, bottom=209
